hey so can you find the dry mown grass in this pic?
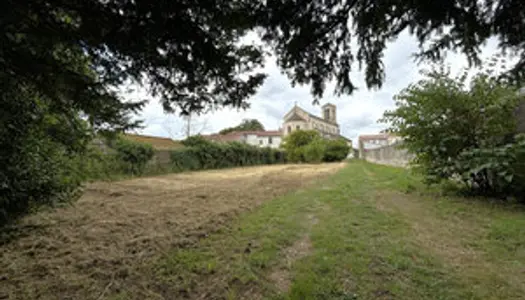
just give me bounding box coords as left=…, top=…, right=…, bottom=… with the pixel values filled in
left=0, top=163, right=344, bottom=300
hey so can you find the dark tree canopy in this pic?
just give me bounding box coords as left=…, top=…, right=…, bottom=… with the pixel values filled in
left=259, top=0, right=525, bottom=98
left=219, top=119, right=265, bottom=134
left=3, top=0, right=524, bottom=121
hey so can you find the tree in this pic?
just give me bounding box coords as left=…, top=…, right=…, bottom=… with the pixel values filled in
left=281, top=130, right=321, bottom=162
left=259, top=0, right=525, bottom=96
left=381, top=62, right=524, bottom=197
left=323, top=139, right=350, bottom=162
left=219, top=119, right=265, bottom=134
left=3, top=0, right=525, bottom=119
left=303, top=138, right=326, bottom=163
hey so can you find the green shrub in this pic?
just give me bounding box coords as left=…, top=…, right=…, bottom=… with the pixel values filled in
left=282, top=130, right=320, bottom=162
left=381, top=63, right=524, bottom=199
left=113, top=137, right=155, bottom=175
left=303, top=138, right=326, bottom=163
left=170, top=140, right=286, bottom=172
left=455, top=135, right=525, bottom=199
left=323, top=138, right=350, bottom=162
left=1, top=86, right=87, bottom=225
left=171, top=148, right=202, bottom=171
left=281, top=130, right=348, bottom=163
left=181, top=135, right=211, bottom=147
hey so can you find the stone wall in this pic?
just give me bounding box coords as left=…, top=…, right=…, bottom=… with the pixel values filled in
left=361, top=142, right=412, bottom=167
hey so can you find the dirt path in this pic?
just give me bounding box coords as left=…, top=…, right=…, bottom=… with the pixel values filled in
left=0, top=163, right=344, bottom=300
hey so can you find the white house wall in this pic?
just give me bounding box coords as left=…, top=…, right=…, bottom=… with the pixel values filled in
left=244, top=134, right=282, bottom=149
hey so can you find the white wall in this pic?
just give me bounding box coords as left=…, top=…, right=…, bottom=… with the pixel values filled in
left=259, top=136, right=282, bottom=148
left=245, top=134, right=282, bottom=148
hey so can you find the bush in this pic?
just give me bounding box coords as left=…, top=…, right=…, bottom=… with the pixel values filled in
left=113, top=137, right=155, bottom=175
left=281, top=130, right=349, bottom=163
left=323, top=139, right=350, bottom=162
left=303, top=138, right=326, bottom=163
left=455, top=135, right=525, bottom=199
left=381, top=63, right=524, bottom=199
left=171, top=139, right=286, bottom=172
left=181, top=135, right=210, bottom=148
left=282, top=130, right=321, bottom=162
left=1, top=86, right=87, bottom=225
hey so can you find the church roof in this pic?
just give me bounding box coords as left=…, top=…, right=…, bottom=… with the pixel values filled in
left=283, top=105, right=338, bottom=126
left=285, top=112, right=308, bottom=122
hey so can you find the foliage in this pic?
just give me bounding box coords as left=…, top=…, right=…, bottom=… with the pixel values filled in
left=282, top=130, right=321, bottom=162
left=381, top=64, right=524, bottom=198
left=0, top=84, right=87, bottom=225
left=171, top=139, right=286, bottom=172
left=219, top=119, right=265, bottom=135
left=181, top=135, right=212, bottom=148
left=4, top=0, right=525, bottom=118
left=113, top=138, right=155, bottom=175
left=282, top=130, right=349, bottom=163
left=303, top=138, right=326, bottom=163
left=455, top=135, right=525, bottom=199
left=323, top=139, right=351, bottom=162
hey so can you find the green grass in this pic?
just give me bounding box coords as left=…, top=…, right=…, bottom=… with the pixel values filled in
left=153, top=160, right=525, bottom=299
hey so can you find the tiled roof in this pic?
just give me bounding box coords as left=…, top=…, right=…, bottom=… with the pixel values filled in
left=285, top=112, right=308, bottom=122
left=123, top=133, right=183, bottom=149
left=308, top=113, right=338, bottom=126
left=257, top=130, right=282, bottom=136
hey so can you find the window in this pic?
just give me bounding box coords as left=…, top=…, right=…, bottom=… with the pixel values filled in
left=287, top=126, right=291, bottom=133
left=296, top=125, right=300, bottom=130
left=259, top=140, right=263, bottom=145
left=324, top=109, right=330, bottom=120
left=269, top=137, right=273, bottom=144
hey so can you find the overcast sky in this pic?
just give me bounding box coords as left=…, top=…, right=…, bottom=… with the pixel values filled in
left=127, top=31, right=500, bottom=142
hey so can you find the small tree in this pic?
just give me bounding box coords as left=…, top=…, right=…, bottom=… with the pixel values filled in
left=381, top=64, right=523, bottom=197
left=281, top=130, right=321, bottom=162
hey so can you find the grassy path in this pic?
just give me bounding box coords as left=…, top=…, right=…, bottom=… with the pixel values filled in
left=144, top=161, right=525, bottom=300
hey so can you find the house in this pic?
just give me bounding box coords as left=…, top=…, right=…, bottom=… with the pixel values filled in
left=282, top=103, right=340, bottom=138
left=203, top=130, right=283, bottom=148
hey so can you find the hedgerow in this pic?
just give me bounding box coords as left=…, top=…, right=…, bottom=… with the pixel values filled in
left=171, top=138, right=286, bottom=171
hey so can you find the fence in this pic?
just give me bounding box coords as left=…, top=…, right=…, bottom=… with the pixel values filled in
left=360, top=142, right=412, bottom=167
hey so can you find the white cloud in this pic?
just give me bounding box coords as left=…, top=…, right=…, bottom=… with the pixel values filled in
left=128, top=31, right=502, bottom=142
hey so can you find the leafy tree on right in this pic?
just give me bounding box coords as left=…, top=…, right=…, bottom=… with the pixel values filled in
left=381, top=59, right=525, bottom=199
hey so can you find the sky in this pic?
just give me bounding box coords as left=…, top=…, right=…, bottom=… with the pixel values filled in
left=127, top=31, right=500, bottom=142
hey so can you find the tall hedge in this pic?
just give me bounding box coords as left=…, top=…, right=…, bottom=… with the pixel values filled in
left=171, top=138, right=286, bottom=172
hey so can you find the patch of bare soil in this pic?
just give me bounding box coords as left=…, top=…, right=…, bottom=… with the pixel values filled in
left=0, top=163, right=344, bottom=300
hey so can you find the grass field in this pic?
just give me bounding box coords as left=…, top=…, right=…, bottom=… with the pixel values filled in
left=1, top=161, right=524, bottom=299
left=0, top=163, right=344, bottom=300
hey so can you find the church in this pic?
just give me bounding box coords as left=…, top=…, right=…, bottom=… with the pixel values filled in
left=203, top=103, right=351, bottom=149
left=282, top=103, right=340, bottom=139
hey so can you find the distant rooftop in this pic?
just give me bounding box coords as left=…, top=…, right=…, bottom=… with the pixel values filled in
left=123, top=133, right=182, bottom=149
